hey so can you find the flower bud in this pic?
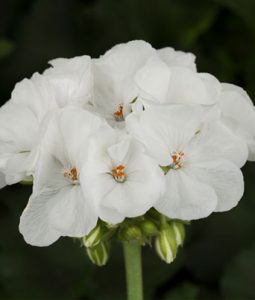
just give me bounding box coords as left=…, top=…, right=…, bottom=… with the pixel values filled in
left=172, top=221, right=185, bottom=247
left=82, top=222, right=108, bottom=248
left=155, top=224, right=177, bottom=264
left=119, top=225, right=143, bottom=242
left=86, top=241, right=109, bottom=266
left=139, top=219, right=158, bottom=237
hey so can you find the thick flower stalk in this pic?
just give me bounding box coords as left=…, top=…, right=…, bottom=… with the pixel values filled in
left=0, top=40, right=254, bottom=300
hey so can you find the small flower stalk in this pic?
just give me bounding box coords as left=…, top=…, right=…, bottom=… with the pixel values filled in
left=139, top=219, right=158, bottom=237
left=119, top=224, right=143, bottom=242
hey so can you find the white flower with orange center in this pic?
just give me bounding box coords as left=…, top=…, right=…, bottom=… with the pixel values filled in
left=19, top=107, right=108, bottom=246
left=111, top=164, right=126, bottom=183
left=92, top=40, right=155, bottom=127
left=80, top=127, right=165, bottom=224
left=127, top=104, right=245, bottom=220
left=0, top=55, right=93, bottom=189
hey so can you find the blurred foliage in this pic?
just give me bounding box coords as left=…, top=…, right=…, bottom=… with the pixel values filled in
left=0, top=0, right=255, bottom=299
left=221, top=245, right=255, bottom=299
left=0, top=39, right=15, bottom=60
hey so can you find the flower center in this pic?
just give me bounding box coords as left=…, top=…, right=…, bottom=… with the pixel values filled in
left=114, top=104, right=124, bottom=121
left=112, top=165, right=126, bottom=183
left=63, top=167, right=79, bottom=184
left=171, top=151, right=184, bottom=170
left=160, top=151, right=185, bottom=175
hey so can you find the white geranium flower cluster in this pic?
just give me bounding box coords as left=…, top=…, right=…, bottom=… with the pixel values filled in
left=0, top=40, right=254, bottom=247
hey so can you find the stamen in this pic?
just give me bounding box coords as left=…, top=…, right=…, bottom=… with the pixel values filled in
left=171, top=151, right=184, bottom=170
left=114, top=104, right=124, bottom=121
left=112, top=165, right=126, bottom=183
left=63, top=167, right=79, bottom=184
left=160, top=151, right=185, bottom=175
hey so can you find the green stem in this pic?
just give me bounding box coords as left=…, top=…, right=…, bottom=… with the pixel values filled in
left=123, top=241, right=143, bottom=300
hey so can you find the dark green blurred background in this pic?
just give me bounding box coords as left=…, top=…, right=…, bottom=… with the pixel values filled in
left=1, top=0, right=255, bottom=299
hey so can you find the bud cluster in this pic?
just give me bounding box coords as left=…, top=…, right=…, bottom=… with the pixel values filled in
left=81, top=209, right=187, bottom=266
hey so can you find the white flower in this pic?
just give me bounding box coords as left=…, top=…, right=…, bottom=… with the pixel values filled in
left=218, top=83, right=255, bottom=161
left=44, top=55, right=93, bottom=107
left=126, top=104, right=244, bottom=220
left=19, top=107, right=107, bottom=246
left=136, top=100, right=248, bottom=168
left=0, top=73, right=59, bottom=186
left=135, top=53, right=221, bottom=106
left=0, top=56, right=94, bottom=187
left=92, top=40, right=155, bottom=126
left=80, top=127, right=165, bottom=224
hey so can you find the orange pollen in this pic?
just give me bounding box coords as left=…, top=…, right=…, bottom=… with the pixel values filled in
left=64, top=167, right=78, bottom=182
left=171, top=151, right=184, bottom=170
left=114, top=104, right=124, bottom=121
left=112, top=165, right=126, bottom=182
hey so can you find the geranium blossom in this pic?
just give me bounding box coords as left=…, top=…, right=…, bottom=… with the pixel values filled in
left=0, top=56, right=93, bottom=187
left=0, top=40, right=252, bottom=249
left=126, top=104, right=244, bottom=219
left=92, top=40, right=155, bottom=126
left=81, top=127, right=165, bottom=224
left=19, top=107, right=107, bottom=246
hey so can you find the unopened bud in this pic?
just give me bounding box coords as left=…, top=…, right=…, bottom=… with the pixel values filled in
left=119, top=225, right=143, bottom=242
left=86, top=241, right=109, bottom=266
left=139, top=220, right=158, bottom=237
left=155, top=224, right=177, bottom=264
left=82, top=223, right=107, bottom=248
left=172, top=221, right=185, bottom=247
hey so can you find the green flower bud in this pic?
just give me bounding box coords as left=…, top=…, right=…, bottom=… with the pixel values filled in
left=155, top=224, right=177, bottom=264
left=172, top=221, right=185, bottom=247
left=86, top=241, right=109, bottom=266
left=139, top=220, right=158, bottom=237
left=119, top=225, right=143, bottom=242
left=82, top=223, right=108, bottom=248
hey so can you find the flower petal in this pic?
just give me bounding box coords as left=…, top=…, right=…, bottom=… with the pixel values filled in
left=19, top=192, right=61, bottom=246
left=155, top=170, right=218, bottom=220
left=135, top=54, right=170, bottom=103
left=44, top=56, right=93, bottom=107
left=219, top=83, right=255, bottom=161
left=157, top=47, right=197, bottom=71
left=188, top=121, right=248, bottom=167
left=166, top=67, right=215, bottom=104
left=11, top=73, right=57, bottom=120
left=19, top=184, right=97, bottom=246
left=50, top=186, right=97, bottom=237
left=189, top=159, right=244, bottom=212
